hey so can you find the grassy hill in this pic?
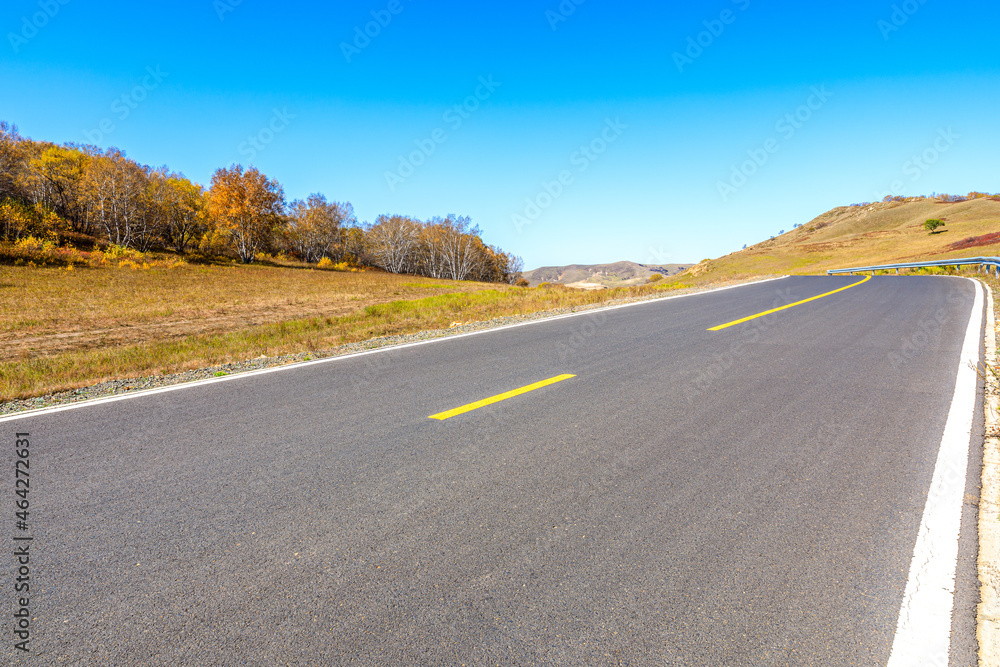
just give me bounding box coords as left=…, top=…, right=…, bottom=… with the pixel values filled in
left=668, top=197, right=1000, bottom=286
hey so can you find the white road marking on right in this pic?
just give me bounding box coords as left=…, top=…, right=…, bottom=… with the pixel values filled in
left=888, top=278, right=984, bottom=666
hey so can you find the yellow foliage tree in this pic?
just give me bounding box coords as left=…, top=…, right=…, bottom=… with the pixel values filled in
left=207, top=165, right=285, bottom=263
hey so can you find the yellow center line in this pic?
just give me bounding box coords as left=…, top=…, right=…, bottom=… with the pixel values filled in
left=708, top=275, right=872, bottom=331
left=429, top=374, right=577, bottom=420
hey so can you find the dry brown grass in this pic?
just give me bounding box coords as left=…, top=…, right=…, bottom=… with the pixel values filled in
left=0, top=263, right=683, bottom=401
left=0, top=263, right=500, bottom=360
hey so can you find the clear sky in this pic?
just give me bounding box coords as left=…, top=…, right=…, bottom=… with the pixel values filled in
left=3, top=0, right=998, bottom=269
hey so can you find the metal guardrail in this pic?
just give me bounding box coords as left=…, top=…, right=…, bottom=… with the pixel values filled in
left=827, top=256, right=1000, bottom=277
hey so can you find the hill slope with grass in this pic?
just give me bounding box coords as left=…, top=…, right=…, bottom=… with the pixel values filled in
left=669, top=197, right=1000, bottom=286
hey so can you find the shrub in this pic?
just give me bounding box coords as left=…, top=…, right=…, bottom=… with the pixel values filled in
left=648, top=273, right=664, bottom=283
left=14, top=235, right=56, bottom=255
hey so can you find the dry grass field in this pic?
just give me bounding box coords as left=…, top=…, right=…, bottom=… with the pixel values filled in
left=0, top=263, right=498, bottom=360
left=665, top=197, right=1000, bottom=286
left=0, top=262, right=675, bottom=401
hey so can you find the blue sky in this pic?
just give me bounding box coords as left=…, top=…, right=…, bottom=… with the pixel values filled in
left=3, top=0, right=998, bottom=268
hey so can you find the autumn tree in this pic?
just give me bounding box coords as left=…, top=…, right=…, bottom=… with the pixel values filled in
left=147, top=170, right=206, bottom=254
left=0, top=121, right=525, bottom=284
left=343, top=226, right=370, bottom=266
left=208, top=165, right=285, bottom=263
left=285, top=194, right=355, bottom=262
left=478, top=245, right=524, bottom=284
left=30, top=145, right=89, bottom=234
left=0, top=198, right=43, bottom=242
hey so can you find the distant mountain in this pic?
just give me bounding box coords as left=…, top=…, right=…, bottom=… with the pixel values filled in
left=521, top=261, right=691, bottom=289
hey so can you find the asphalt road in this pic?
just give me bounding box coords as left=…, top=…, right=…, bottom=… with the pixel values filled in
left=1, top=275, right=986, bottom=665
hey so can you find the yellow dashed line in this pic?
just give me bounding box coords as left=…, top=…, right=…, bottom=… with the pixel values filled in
left=429, top=374, right=577, bottom=420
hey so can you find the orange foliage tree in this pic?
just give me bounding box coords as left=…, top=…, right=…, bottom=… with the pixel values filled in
left=207, top=165, right=285, bottom=263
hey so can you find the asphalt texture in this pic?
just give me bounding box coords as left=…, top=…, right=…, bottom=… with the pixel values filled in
left=0, top=275, right=986, bottom=665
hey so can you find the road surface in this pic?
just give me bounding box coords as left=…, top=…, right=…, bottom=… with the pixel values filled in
left=1, top=275, right=986, bottom=665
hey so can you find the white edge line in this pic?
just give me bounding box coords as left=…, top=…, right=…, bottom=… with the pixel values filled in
left=0, top=275, right=790, bottom=424
left=887, top=277, right=985, bottom=667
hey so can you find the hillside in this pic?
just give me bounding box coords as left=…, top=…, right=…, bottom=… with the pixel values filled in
left=523, top=261, right=691, bottom=289
left=671, top=197, right=1000, bottom=285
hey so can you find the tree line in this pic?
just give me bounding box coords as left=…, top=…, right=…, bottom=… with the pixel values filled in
left=0, top=122, right=523, bottom=283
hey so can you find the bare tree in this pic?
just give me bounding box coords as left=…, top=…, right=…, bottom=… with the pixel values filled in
left=436, top=215, right=482, bottom=281
left=367, top=214, right=421, bottom=274
left=418, top=221, right=447, bottom=279
left=83, top=150, right=152, bottom=249
left=0, top=122, right=27, bottom=203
